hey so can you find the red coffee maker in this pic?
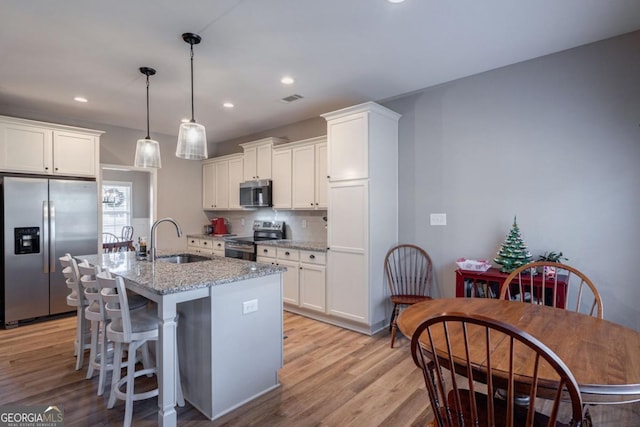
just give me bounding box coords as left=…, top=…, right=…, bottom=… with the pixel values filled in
left=211, top=218, right=228, bottom=235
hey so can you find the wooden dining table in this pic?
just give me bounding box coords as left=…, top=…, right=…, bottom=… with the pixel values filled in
left=397, top=298, right=640, bottom=404
left=102, top=239, right=134, bottom=252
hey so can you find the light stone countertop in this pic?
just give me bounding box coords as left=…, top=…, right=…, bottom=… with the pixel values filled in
left=77, top=250, right=285, bottom=296
left=255, top=240, right=328, bottom=252
left=186, top=233, right=234, bottom=241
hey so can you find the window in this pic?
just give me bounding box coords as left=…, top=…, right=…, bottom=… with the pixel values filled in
left=102, top=181, right=132, bottom=238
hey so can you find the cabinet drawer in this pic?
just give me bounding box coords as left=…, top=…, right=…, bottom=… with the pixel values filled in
left=257, top=245, right=277, bottom=259
left=199, top=239, right=212, bottom=249
left=188, top=237, right=200, bottom=247
left=212, top=240, right=225, bottom=250
left=299, top=250, right=326, bottom=265
left=277, top=248, right=299, bottom=261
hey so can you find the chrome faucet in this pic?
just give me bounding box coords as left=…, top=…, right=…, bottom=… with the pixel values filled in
left=150, top=217, right=183, bottom=261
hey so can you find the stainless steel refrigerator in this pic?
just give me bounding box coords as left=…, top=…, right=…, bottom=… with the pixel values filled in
left=1, top=176, right=98, bottom=327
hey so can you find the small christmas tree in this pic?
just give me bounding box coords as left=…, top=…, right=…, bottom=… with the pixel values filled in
left=494, top=217, right=532, bottom=273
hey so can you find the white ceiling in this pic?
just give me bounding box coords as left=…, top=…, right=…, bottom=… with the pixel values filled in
left=1, top=0, right=639, bottom=144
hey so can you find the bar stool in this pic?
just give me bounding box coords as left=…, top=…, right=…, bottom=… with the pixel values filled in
left=59, top=253, right=90, bottom=370
left=97, top=271, right=184, bottom=427
left=79, top=263, right=149, bottom=396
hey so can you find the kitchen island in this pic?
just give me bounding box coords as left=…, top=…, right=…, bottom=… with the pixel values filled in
left=78, top=250, right=285, bottom=426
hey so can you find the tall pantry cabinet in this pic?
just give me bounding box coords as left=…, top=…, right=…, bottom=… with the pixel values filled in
left=321, top=102, right=400, bottom=334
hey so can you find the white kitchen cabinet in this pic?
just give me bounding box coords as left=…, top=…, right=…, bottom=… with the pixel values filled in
left=228, top=156, right=244, bottom=209
left=202, top=153, right=243, bottom=210
left=257, top=245, right=326, bottom=311
left=0, top=115, right=102, bottom=177
left=188, top=237, right=225, bottom=256
left=240, top=137, right=286, bottom=181
left=315, top=142, right=328, bottom=208
left=326, top=180, right=368, bottom=322
left=202, top=162, right=216, bottom=209
left=269, top=136, right=327, bottom=211
left=322, top=102, right=400, bottom=334
left=188, top=237, right=209, bottom=254
left=271, top=147, right=292, bottom=209
left=292, top=144, right=315, bottom=209
left=214, top=160, right=229, bottom=210
left=279, top=258, right=300, bottom=305
left=299, top=250, right=326, bottom=313
left=211, top=239, right=225, bottom=257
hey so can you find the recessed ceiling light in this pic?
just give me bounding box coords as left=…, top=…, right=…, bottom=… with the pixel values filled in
left=280, top=76, right=295, bottom=85
left=74, top=96, right=88, bottom=103
left=387, top=0, right=405, bottom=3
left=223, top=102, right=234, bottom=108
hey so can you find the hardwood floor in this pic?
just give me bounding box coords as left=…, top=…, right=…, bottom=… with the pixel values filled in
left=1, top=312, right=638, bottom=426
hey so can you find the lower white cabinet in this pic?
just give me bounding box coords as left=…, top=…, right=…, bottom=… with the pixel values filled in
left=299, top=250, right=326, bottom=312
left=188, top=237, right=225, bottom=257
left=257, top=245, right=326, bottom=312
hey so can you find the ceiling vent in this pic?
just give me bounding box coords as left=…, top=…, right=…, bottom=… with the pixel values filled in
left=281, top=94, right=304, bottom=103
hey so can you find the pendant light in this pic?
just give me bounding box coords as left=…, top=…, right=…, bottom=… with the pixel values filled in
left=176, top=32, right=208, bottom=160
left=134, top=67, right=162, bottom=168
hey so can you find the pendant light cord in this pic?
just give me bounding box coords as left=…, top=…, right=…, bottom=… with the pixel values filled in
left=190, top=42, right=195, bottom=123
left=145, top=74, right=151, bottom=139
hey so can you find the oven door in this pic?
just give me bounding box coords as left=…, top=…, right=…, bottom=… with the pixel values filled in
left=225, top=242, right=256, bottom=261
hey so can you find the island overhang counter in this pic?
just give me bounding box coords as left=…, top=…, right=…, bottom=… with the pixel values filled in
left=77, top=250, right=286, bottom=426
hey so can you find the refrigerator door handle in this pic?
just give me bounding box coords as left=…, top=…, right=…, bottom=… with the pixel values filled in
left=43, top=200, right=50, bottom=273
left=49, top=200, right=56, bottom=273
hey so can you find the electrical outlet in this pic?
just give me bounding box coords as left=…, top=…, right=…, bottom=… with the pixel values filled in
left=430, top=213, right=447, bottom=226
left=242, top=299, right=258, bottom=314
left=302, top=219, right=307, bottom=229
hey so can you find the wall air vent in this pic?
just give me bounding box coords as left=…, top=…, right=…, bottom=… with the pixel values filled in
left=280, top=94, right=304, bottom=103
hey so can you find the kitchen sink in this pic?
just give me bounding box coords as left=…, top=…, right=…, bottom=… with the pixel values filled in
left=155, top=253, right=211, bottom=264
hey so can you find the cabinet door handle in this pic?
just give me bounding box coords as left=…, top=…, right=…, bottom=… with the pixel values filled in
left=45, top=167, right=49, bottom=170
left=263, top=248, right=268, bottom=253
left=309, top=254, right=315, bottom=259
left=203, top=241, right=208, bottom=246
left=285, top=251, right=290, bottom=256
left=299, top=267, right=302, bottom=270
left=310, top=203, right=313, bottom=206
left=315, top=202, right=318, bottom=206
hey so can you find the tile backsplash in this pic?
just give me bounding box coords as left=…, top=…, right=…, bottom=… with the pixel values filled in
left=205, top=209, right=327, bottom=243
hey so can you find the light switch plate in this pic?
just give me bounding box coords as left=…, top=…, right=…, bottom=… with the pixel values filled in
left=430, top=213, right=447, bottom=226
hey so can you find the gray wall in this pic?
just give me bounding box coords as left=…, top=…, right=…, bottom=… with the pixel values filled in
left=383, top=31, right=640, bottom=330
left=102, top=169, right=150, bottom=217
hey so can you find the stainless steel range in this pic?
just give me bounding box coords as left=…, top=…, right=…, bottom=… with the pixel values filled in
left=225, top=220, right=285, bottom=261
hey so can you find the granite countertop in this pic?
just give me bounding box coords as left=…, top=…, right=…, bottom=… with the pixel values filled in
left=255, top=240, right=328, bottom=252
left=186, top=233, right=234, bottom=240
left=76, top=249, right=286, bottom=296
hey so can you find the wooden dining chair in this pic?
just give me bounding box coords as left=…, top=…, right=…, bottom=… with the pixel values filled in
left=120, top=225, right=134, bottom=241
left=500, top=261, right=603, bottom=318
left=411, top=312, right=588, bottom=427
left=384, top=244, right=434, bottom=348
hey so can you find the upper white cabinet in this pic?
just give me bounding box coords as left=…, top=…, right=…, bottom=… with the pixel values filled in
left=202, top=153, right=244, bottom=210
left=271, top=146, right=292, bottom=209
left=227, top=156, right=244, bottom=209
left=270, top=136, right=327, bottom=211
left=240, top=137, right=286, bottom=181
left=314, top=142, right=328, bottom=208
left=0, top=116, right=102, bottom=177
left=292, top=136, right=327, bottom=210
left=322, top=102, right=400, bottom=334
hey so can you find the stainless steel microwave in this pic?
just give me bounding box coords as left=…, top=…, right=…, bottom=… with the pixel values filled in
left=240, top=180, right=272, bottom=208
